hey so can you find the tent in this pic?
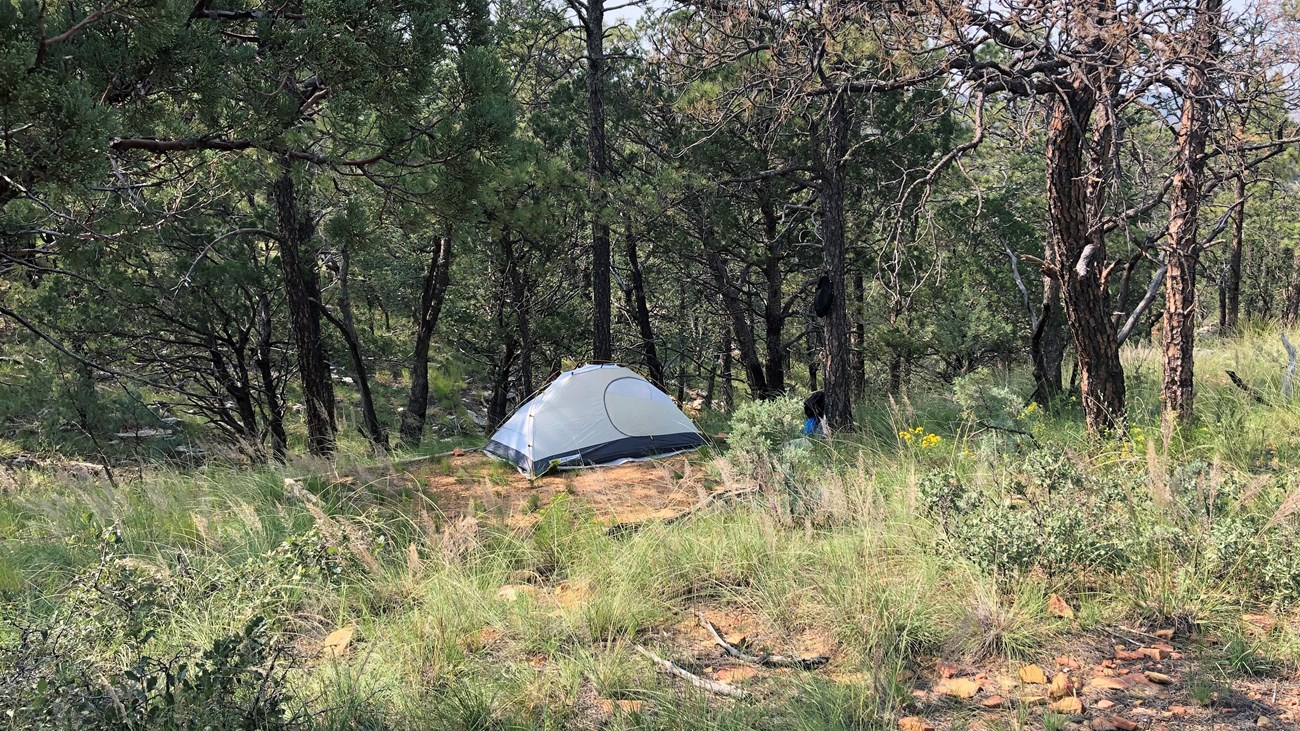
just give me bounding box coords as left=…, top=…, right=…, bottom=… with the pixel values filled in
left=484, top=363, right=706, bottom=478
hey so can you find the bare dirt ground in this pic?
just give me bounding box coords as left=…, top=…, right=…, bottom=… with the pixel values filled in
left=410, top=452, right=708, bottom=527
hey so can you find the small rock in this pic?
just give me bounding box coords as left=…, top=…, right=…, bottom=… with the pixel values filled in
left=1056, top=656, right=1082, bottom=669
left=1144, top=671, right=1172, bottom=685
left=1155, top=628, right=1175, bottom=640
left=1047, top=593, right=1075, bottom=619
left=935, top=678, right=980, bottom=699
left=898, top=717, right=934, bottom=731
left=1095, top=699, right=1117, bottom=710
left=1048, top=696, right=1083, bottom=714
left=1256, top=717, right=1274, bottom=728
left=980, top=695, right=1008, bottom=708
left=322, top=626, right=355, bottom=657
left=1019, top=664, right=1048, bottom=684
left=1049, top=672, right=1073, bottom=699
left=1111, top=716, right=1140, bottom=731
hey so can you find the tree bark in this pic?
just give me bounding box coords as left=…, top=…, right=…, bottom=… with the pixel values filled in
left=255, top=293, right=287, bottom=461
left=583, top=0, right=612, bottom=362
left=271, top=159, right=336, bottom=456
left=818, top=91, right=853, bottom=432
left=624, top=230, right=665, bottom=387
left=1161, top=0, right=1220, bottom=432
left=1045, top=82, right=1126, bottom=434
left=1221, top=174, right=1245, bottom=332
left=401, top=232, right=453, bottom=445
left=851, top=269, right=866, bottom=397
left=1031, top=276, right=1067, bottom=405
left=760, top=186, right=787, bottom=395
left=328, top=243, right=387, bottom=450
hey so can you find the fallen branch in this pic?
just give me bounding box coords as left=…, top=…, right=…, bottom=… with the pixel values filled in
left=634, top=645, right=749, bottom=699
left=697, top=614, right=829, bottom=670
left=1226, top=370, right=1267, bottom=404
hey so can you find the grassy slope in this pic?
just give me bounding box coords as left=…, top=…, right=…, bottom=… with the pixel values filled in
left=4, top=327, right=1300, bottom=729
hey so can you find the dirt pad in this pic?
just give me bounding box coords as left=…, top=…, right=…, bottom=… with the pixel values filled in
left=413, top=452, right=707, bottom=527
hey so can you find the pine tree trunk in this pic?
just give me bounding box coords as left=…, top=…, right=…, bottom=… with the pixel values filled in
left=760, top=187, right=786, bottom=395
left=1045, top=86, right=1125, bottom=434
left=330, top=243, right=387, bottom=450
left=1222, top=174, right=1245, bottom=332
left=624, top=231, right=664, bottom=387
left=1161, top=0, right=1219, bottom=433
left=584, top=0, right=612, bottom=362
left=255, top=293, right=287, bottom=461
left=271, top=159, right=336, bottom=456
left=1031, top=276, right=1066, bottom=405
left=819, top=91, right=853, bottom=432
left=851, top=269, right=866, bottom=396
left=401, top=233, right=453, bottom=445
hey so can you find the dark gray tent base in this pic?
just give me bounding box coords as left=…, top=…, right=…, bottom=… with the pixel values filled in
left=484, top=431, right=706, bottom=478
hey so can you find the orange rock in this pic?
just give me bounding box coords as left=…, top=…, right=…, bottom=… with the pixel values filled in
left=1090, top=719, right=1118, bottom=731
left=1144, top=671, right=1172, bottom=685
left=1111, top=716, right=1140, bottom=731
left=1049, top=673, right=1074, bottom=699
left=980, top=695, right=1008, bottom=708
left=1049, top=696, right=1083, bottom=714
left=936, top=661, right=958, bottom=679
left=1019, top=664, right=1048, bottom=684
left=1139, top=647, right=1168, bottom=662
left=1169, top=706, right=1189, bottom=717
left=1048, top=593, right=1076, bottom=619
left=1155, top=628, right=1175, bottom=640
left=898, top=717, right=934, bottom=731
left=1056, top=656, right=1082, bottom=669
left=1095, top=699, right=1117, bottom=710
left=935, top=678, right=980, bottom=699
left=1116, top=648, right=1146, bottom=661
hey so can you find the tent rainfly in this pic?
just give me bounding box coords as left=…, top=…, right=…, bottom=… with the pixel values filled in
left=484, top=364, right=706, bottom=478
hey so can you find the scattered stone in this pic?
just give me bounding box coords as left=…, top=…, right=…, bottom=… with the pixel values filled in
left=1155, top=628, right=1175, bottom=640
left=1168, top=705, right=1188, bottom=717
left=1115, top=647, right=1146, bottom=661
left=1139, top=647, right=1168, bottom=662
left=1049, top=672, right=1074, bottom=699
left=1143, top=671, right=1172, bottom=685
left=1048, top=593, right=1076, bottom=619
left=1090, top=718, right=1119, bottom=731
left=1048, top=696, right=1083, bottom=714
left=1019, top=664, right=1048, bottom=684
left=1110, top=716, right=1140, bottom=731
left=935, top=678, right=981, bottom=699
left=1056, top=656, right=1082, bottom=669
left=1256, top=717, right=1275, bottom=728
left=322, top=626, right=354, bottom=658
left=980, top=695, right=1008, bottom=708
left=1095, top=699, right=1116, bottom=710
left=898, top=716, right=934, bottom=731
left=936, top=661, right=958, bottom=679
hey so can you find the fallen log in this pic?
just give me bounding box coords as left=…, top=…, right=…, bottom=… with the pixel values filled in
left=697, top=614, right=829, bottom=670
left=633, top=645, right=749, bottom=699
left=1226, top=370, right=1267, bottom=404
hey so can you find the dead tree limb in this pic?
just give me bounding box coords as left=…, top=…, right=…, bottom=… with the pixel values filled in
left=633, top=645, right=749, bottom=699
left=1226, top=370, right=1267, bottom=404
left=697, top=614, right=829, bottom=670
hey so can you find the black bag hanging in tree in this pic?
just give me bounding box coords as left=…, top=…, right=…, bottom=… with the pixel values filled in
left=813, top=274, right=833, bottom=318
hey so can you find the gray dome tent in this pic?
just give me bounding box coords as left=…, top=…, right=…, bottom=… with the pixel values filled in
left=484, top=364, right=706, bottom=478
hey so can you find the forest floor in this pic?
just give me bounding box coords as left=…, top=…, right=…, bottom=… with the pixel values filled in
left=7, top=329, right=1300, bottom=730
